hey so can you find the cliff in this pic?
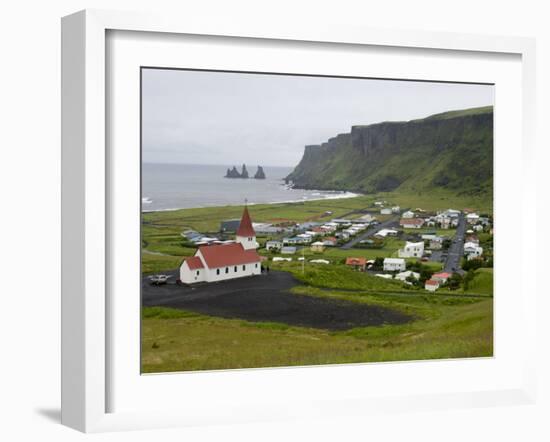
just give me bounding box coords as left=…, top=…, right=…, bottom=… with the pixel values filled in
left=286, top=106, right=493, bottom=196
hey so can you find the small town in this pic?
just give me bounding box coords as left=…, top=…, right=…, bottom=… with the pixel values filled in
left=172, top=200, right=493, bottom=293
left=141, top=193, right=494, bottom=373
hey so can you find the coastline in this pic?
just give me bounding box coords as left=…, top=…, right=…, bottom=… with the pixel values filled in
left=141, top=190, right=363, bottom=213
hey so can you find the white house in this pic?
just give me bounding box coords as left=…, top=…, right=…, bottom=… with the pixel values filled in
left=179, top=207, right=262, bottom=284
left=429, top=236, right=444, bottom=250
left=439, top=217, right=451, bottom=229
left=402, top=210, right=415, bottom=219
left=464, top=241, right=482, bottom=253
left=466, top=213, right=480, bottom=224
left=283, top=237, right=302, bottom=245
left=380, top=208, right=392, bottom=215
left=395, top=270, right=420, bottom=281
left=464, top=242, right=483, bottom=259
left=296, top=233, right=313, bottom=243
left=375, top=228, right=398, bottom=238
left=398, top=241, right=425, bottom=258
left=310, top=241, right=325, bottom=253
left=391, top=206, right=401, bottom=214
left=383, top=258, right=406, bottom=272
left=265, top=240, right=282, bottom=251
left=358, top=214, right=375, bottom=223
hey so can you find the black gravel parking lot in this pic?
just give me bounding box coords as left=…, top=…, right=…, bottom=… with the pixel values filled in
left=142, top=270, right=413, bottom=331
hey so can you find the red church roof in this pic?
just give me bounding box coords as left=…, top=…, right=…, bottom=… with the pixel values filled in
left=236, top=206, right=256, bottom=237
left=198, top=243, right=260, bottom=268
left=184, top=256, right=204, bottom=270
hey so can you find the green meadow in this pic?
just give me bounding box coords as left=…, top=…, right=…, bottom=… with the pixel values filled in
left=142, top=291, right=493, bottom=372
left=141, top=192, right=493, bottom=373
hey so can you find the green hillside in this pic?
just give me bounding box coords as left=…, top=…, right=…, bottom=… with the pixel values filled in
left=286, top=106, right=493, bottom=198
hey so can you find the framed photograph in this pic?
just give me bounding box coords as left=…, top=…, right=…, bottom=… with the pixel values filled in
left=61, top=9, right=537, bottom=433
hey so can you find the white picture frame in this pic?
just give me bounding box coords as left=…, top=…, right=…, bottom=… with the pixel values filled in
left=61, top=9, right=537, bottom=433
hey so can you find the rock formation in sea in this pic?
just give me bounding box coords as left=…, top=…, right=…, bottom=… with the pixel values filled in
left=225, top=166, right=242, bottom=178
left=254, top=166, right=266, bottom=179
left=224, top=164, right=255, bottom=179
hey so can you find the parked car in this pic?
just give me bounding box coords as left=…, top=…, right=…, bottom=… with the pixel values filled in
left=148, top=274, right=172, bottom=285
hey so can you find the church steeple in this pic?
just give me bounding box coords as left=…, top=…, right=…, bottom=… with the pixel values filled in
left=236, top=204, right=257, bottom=250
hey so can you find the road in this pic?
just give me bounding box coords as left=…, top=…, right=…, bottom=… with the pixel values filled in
left=443, top=213, right=466, bottom=274
left=339, top=212, right=403, bottom=250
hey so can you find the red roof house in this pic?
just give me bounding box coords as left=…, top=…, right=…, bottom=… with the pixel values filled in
left=399, top=218, right=425, bottom=228
left=345, top=257, right=367, bottom=271
left=432, top=272, right=452, bottom=282
left=425, top=279, right=440, bottom=291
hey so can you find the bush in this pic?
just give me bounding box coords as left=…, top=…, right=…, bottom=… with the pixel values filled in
left=462, top=258, right=483, bottom=271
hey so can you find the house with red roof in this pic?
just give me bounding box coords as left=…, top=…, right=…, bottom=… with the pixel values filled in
left=425, top=279, right=440, bottom=292
left=345, top=257, right=367, bottom=271
left=179, top=206, right=262, bottom=284
left=399, top=218, right=425, bottom=229
left=431, top=272, right=452, bottom=283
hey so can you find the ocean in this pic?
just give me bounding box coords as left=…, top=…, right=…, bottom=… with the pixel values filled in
left=142, top=163, right=358, bottom=211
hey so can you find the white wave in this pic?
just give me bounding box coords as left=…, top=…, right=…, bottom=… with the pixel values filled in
left=141, top=191, right=361, bottom=213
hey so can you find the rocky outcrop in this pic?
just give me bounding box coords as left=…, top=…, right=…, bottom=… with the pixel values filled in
left=254, top=166, right=266, bottom=179
left=225, top=166, right=242, bottom=178
left=224, top=164, right=264, bottom=179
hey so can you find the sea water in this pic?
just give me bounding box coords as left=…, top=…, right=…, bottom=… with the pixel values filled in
left=142, top=163, right=358, bottom=211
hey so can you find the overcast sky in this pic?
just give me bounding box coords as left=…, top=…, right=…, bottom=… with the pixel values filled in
left=142, top=68, right=494, bottom=167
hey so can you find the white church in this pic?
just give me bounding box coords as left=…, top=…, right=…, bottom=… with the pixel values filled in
left=179, top=206, right=262, bottom=284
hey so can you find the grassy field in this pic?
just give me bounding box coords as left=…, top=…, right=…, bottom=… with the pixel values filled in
left=465, top=268, right=494, bottom=295
left=142, top=290, right=493, bottom=372
left=141, top=192, right=492, bottom=373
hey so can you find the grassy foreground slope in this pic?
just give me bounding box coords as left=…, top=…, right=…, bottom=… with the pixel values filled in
left=142, top=292, right=493, bottom=372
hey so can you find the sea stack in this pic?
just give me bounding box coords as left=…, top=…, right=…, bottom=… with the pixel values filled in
left=240, top=164, right=249, bottom=179
left=254, top=166, right=266, bottom=179
left=225, top=166, right=242, bottom=178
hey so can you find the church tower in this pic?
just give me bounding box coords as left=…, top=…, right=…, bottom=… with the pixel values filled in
left=235, top=205, right=257, bottom=250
